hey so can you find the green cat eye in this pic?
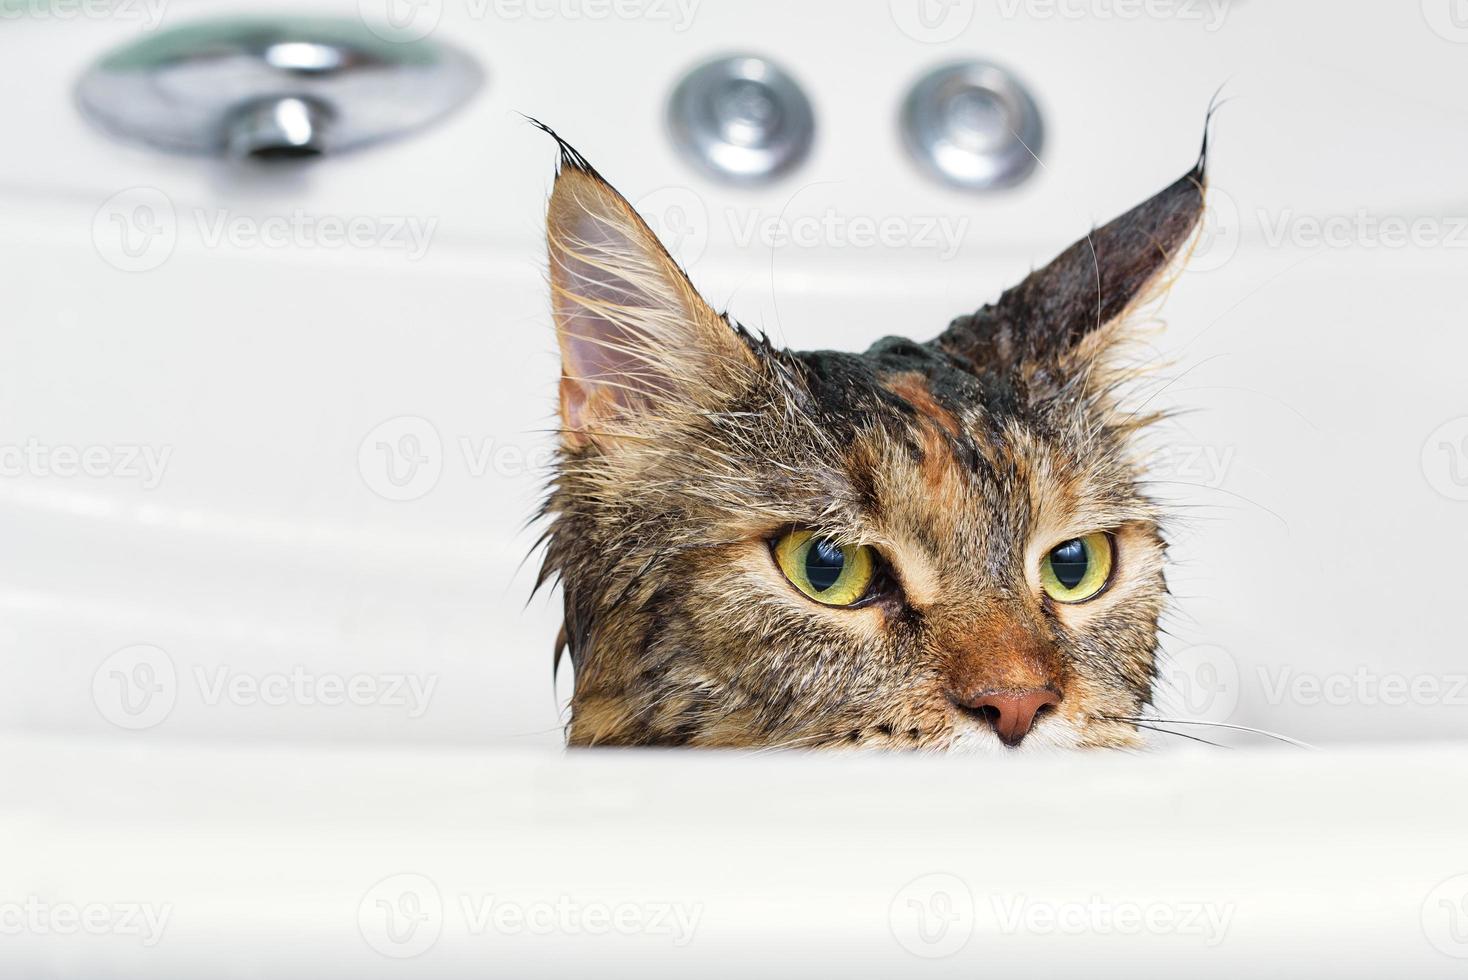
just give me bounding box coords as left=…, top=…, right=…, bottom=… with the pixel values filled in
left=773, top=530, right=877, bottom=607
left=1039, top=532, right=1114, bottom=603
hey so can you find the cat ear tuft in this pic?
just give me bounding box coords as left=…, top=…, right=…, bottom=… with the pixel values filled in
left=525, top=116, right=599, bottom=179
left=542, top=131, right=756, bottom=449
left=934, top=129, right=1210, bottom=393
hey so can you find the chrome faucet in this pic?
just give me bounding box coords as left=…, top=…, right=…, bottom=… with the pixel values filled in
left=75, top=17, right=483, bottom=161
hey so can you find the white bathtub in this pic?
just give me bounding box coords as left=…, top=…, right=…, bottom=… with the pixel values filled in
left=2, top=0, right=1467, bottom=975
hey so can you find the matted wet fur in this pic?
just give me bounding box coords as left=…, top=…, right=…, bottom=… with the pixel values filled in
left=533, top=120, right=1209, bottom=752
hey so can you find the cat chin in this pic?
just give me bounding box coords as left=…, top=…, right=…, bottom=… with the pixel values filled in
left=942, top=715, right=1088, bottom=756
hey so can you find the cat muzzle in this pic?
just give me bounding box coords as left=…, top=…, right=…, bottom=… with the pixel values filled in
left=949, top=688, right=1062, bottom=748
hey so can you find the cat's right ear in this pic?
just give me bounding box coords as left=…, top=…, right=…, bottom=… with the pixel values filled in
left=543, top=131, right=757, bottom=450
left=933, top=136, right=1209, bottom=396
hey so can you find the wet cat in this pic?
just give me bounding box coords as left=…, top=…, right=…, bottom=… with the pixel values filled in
left=535, top=123, right=1206, bottom=752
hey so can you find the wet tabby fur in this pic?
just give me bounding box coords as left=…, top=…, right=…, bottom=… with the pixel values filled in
left=535, top=124, right=1208, bottom=752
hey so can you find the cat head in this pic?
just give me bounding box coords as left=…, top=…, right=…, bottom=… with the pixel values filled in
left=536, top=124, right=1207, bottom=752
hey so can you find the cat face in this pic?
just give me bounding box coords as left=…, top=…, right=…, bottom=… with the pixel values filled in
left=537, top=126, right=1207, bottom=752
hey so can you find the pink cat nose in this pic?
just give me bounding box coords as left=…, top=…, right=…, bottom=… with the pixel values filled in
left=952, top=688, right=1061, bottom=747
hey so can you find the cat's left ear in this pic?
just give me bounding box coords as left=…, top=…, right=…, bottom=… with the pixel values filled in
left=934, top=141, right=1208, bottom=390
left=542, top=131, right=757, bottom=450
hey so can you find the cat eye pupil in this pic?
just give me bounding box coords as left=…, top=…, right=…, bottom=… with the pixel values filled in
left=804, top=538, right=846, bottom=593
left=1048, top=539, right=1089, bottom=590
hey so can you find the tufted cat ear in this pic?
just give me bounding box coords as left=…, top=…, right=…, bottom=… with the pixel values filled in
left=543, top=131, right=757, bottom=450
left=933, top=141, right=1208, bottom=394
